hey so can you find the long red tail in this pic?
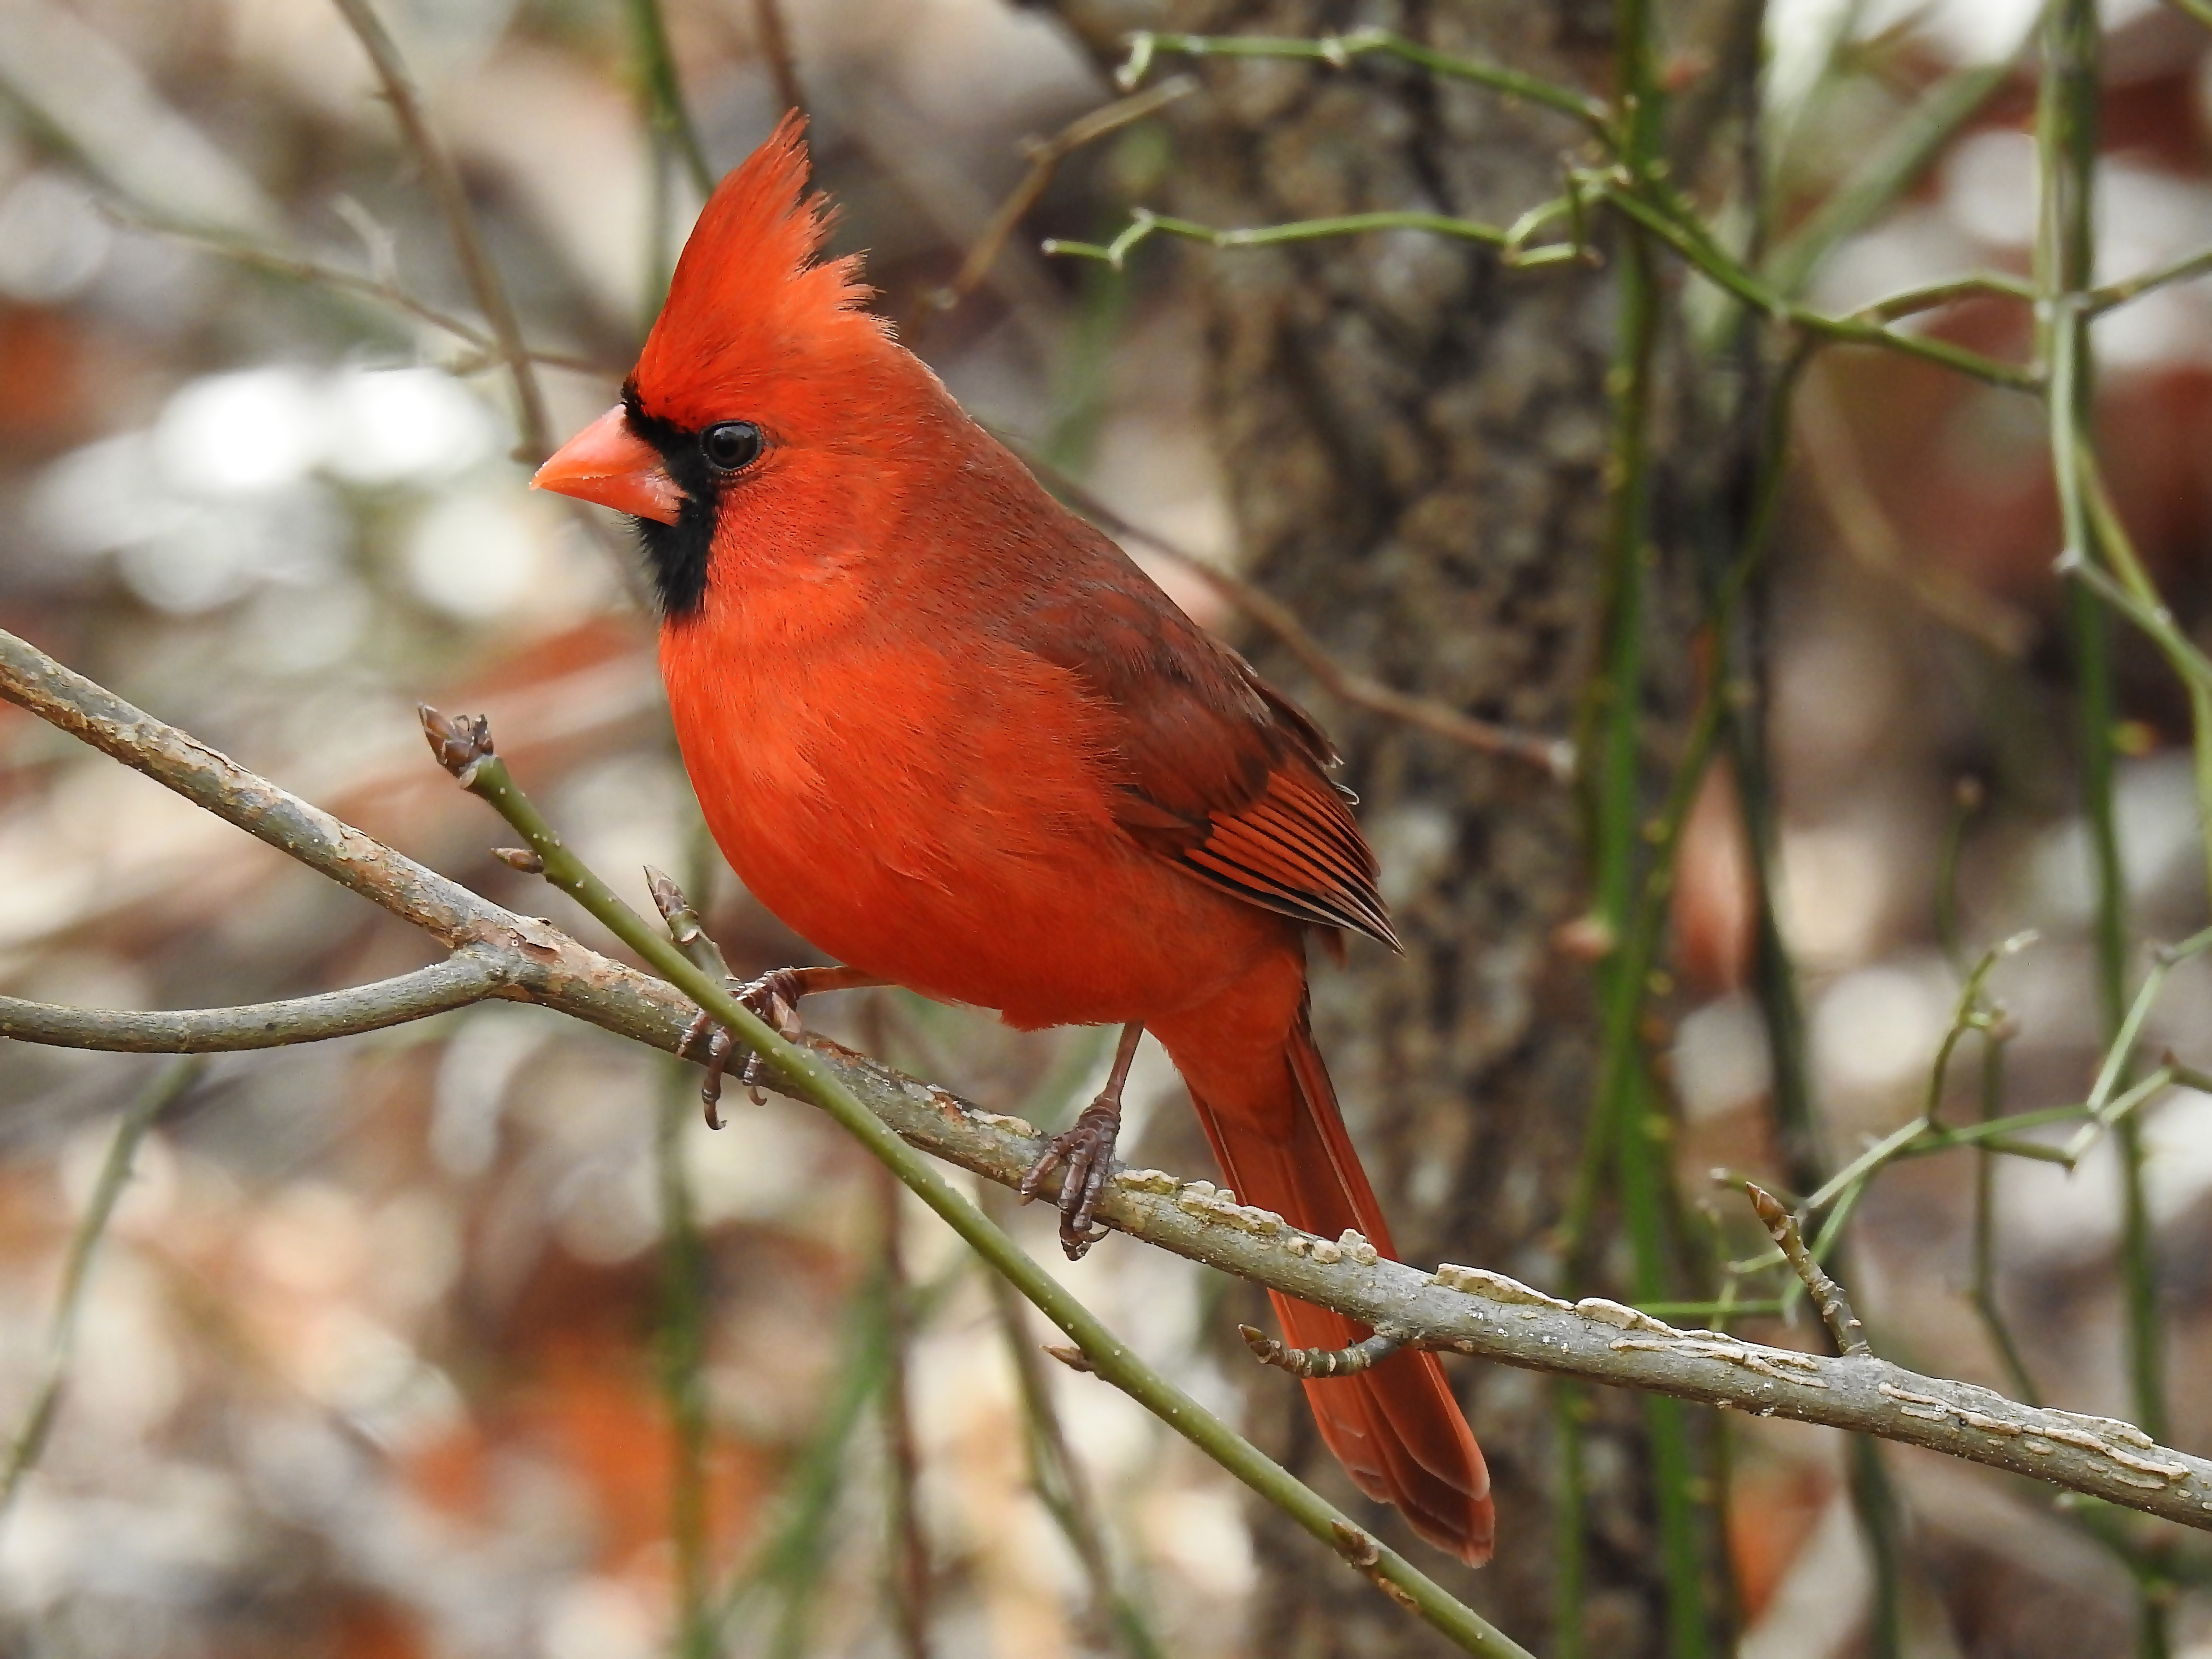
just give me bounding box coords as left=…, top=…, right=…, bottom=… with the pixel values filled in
left=1154, top=986, right=1494, bottom=1565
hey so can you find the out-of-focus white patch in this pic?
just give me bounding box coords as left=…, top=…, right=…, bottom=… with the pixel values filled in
left=1146, top=1488, right=1255, bottom=1599
left=247, top=1182, right=368, bottom=1299
left=1765, top=0, right=1856, bottom=120
left=31, top=363, right=512, bottom=615
left=0, top=171, right=110, bottom=302
left=688, top=1104, right=826, bottom=1226
left=1673, top=993, right=1775, bottom=1122
left=1807, top=205, right=1981, bottom=317
left=2030, top=754, right=2206, bottom=925
left=551, top=1149, right=657, bottom=1265
left=1367, top=801, right=1457, bottom=911
left=1812, top=956, right=1953, bottom=1098
left=431, top=1006, right=551, bottom=1178
left=541, top=1575, right=657, bottom=1659
left=243, top=577, right=371, bottom=673
left=1777, top=824, right=1891, bottom=971
left=1739, top=1486, right=1869, bottom=1659
left=2092, top=162, right=2212, bottom=370
left=1999, top=1134, right=2121, bottom=1265
left=368, top=1191, right=464, bottom=1316
left=155, top=366, right=328, bottom=497
left=404, top=489, right=548, bottom=620
left=2145, top=1088, right=2212, bottom=1226
left=1945, top=129, right=2040, bottom=249
left=324, top=366, right=495, bottom=484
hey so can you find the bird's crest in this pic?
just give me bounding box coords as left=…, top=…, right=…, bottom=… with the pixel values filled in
left=633, top=113, right=884, bottom=426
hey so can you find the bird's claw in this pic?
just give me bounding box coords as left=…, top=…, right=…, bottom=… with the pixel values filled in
left=681, top=970, right=811, bottom=1129
left=1019, top=1099, right=1122, bottom=1260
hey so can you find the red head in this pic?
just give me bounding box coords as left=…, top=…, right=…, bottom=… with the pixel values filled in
left=532, top=114, right=948, bottom=620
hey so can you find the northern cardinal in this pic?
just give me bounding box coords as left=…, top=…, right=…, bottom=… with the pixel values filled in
left=532, top=115, right=1493, bottom=1565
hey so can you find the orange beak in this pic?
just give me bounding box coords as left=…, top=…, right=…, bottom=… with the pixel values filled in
left=531, top=405, right=685, bottom=524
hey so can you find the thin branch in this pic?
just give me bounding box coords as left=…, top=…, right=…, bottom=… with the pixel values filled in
left=1047, top=205, right=1582, bottom=272
left=1743, top=1184, right=1870, bottom=1357
left=1593, top=172, right=2043, bottom=390
left=932, top=77, right=1198, bottom=313
left=9, top=631, right=2212, bottom=1533
left=1795, top=368, right=2035, bottom=656
left=100, top=209, right=607, bottom=373
left=327, top=0, right=553, bottom=459
left=1851, top=272, right=2036, bottom=324
left=627, top=0, right=714, bottom=196
left=1118, top=28, right=1612, bottom=140
left=1239, top=1324, right=1404, bottom=1378
left=2087, top=243, right=2212, bottom=314
left=0, top=952, right=510, bottom=1052
left=0, top=1057, right=204, bottom=1517
left=749, top=0, right=806, bottom=125
left=1007, top=448, right=1576, bottom=781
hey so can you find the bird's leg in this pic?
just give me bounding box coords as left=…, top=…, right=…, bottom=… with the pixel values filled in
left=682, top=965, right=886, bottom=1128
left=1021, top=1021, right=1144, bottom=1260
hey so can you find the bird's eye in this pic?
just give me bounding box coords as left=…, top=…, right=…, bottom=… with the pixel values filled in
left=701, top=421, right=764, bottom=472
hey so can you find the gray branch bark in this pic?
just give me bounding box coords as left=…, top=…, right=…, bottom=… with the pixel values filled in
left=6, top=623, right=2212, bottom=1537
left=0, top=952, right=511, bottom=1052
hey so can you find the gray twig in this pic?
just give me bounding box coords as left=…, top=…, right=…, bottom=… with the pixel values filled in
left=0, top=952, right=510, bottom=1052
left=1239, top=1324, right=1404, bottom=1378
left=327, top=0, right=553, bottom=459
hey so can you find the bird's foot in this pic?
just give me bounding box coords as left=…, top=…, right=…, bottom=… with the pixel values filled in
left=1020, top=1096, right=1124, bottom=1261
left=681, top=969, right=809, bottom=1129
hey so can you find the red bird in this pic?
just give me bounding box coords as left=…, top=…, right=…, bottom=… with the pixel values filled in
left=532, top=116, right=1493, bottom=1565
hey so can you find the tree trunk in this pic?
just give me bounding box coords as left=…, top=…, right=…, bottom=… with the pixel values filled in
left=1155, top=2, right=1690, bottom=1651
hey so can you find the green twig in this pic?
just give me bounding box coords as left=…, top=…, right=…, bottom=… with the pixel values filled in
left=1045, top=206, right=1582, bottom=271
left=626, top=0, right=715, bottom=196
left=2037, top=5, right=2164, bottom=1644
left=1594, top=173, right=2041, bottom=388
left=1117, top=28, right=1612, bottom=138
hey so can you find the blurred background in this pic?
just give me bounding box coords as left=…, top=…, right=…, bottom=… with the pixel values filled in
left=1, top=0, right=2212, bottom=1654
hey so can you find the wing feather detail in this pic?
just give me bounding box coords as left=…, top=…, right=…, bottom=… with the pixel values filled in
left=1010, top=546, right=1398, bottom=951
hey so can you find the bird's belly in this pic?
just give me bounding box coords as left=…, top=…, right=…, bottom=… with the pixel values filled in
left=664, top=637, right=1286, bottom=1028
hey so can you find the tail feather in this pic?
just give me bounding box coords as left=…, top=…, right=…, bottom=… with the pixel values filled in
left=1167, top=1004, right=1494, bottom=1566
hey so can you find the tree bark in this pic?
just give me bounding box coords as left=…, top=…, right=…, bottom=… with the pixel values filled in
left=1155, top=1, right=1684, bottom=1651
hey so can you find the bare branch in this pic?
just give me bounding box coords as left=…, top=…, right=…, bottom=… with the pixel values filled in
left=8, top=625, right=2212, bottom=1536
left=1240, top=1323, right=1404, bottom=1378
left=931, top=77, right=1198, bottom=313
left=97, top=208, right=610, bottom=374
left=328, top=0, right=553, bottom=459
left=750, top=0, right=806, bottom=125
left=0, top=951, right=511, bottom=1053
left=0, top=1057, right=204, bottom=1515
left=1118, top=28, right=1610, bottom=140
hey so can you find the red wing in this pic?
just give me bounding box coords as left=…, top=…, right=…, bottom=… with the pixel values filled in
left=1018, top=564, right=1399, bottom=951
